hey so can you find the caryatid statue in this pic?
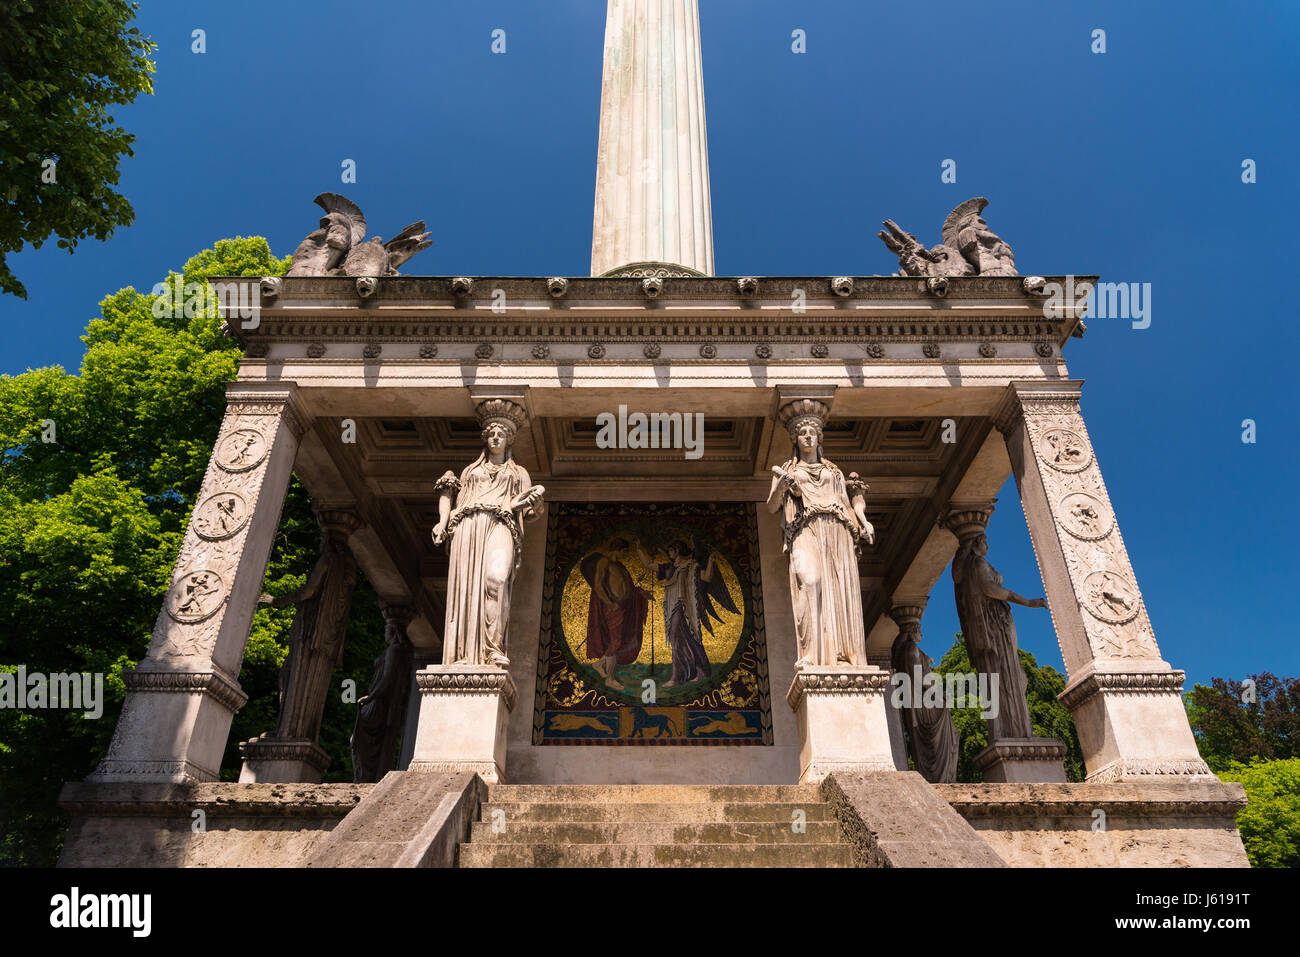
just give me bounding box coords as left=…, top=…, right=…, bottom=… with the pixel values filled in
left=767, top=400, right=874, bottom=669
left=351, top=603, right=415, bottom=783
left=943, top=507, right=1046, bottom=741
left=889, top=604, right=958, bottom=784
left=258, top=509, right=361, bottom=745
left=285, top=193, right=431, bottom=278
left=432, top=400, right=546, bottom=668
left=879, top=196, right=1017, bottom=278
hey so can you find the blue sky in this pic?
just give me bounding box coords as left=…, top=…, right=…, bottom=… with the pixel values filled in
left=2, top=0, right=1297, bottom=689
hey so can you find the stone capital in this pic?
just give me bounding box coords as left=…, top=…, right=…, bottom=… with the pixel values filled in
left=224, top=381, right=310, bottom=439
left=995, top=381, right=1084, bottom=435
left=888, top=603, right=927, bottom=635
left=314, top=506, right=363, bottom=537
left=938, top=501, right=996, bottom=543
left=786, top=666, right=891, bottom=710
left=379, top=602, right=417, bottom=629
left=416, top=665, right=518, bottom=712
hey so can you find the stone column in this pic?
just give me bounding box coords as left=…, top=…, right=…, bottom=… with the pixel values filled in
left=995, top=382, right=1211, bottom=783
left=239, top=508, right=362, bottom=783
left=90, top=383, right=308, bottom=782
left=590, top=0, right=715, bottom=276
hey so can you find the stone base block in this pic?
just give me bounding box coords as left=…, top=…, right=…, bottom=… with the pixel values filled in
left=975, top=737, right=1068, bottom=783
left=1059, top=666, right=1213, bottom=783
left=238, top=735, right=331, bottom=783
left=408, top=666, right=516, bottom=783
left=787, top=666, right=894, bottom=784
left=89, top=669, right=247, bottom=783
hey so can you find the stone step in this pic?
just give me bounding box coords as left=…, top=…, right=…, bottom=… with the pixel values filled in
left=458, top=842, right=855, bottom=868
left=469, top=820, right=844, bottom=845
left=479, top=800, right=831, bottom=824
left=484, top=784, right=820, bottom=804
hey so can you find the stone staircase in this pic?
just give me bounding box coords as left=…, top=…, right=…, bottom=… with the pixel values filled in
left=458, top=784, right=855, bottom=867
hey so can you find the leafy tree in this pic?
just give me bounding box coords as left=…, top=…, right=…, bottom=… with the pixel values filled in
left=1185, top=673, right=1300, bottom=772
left=1216, top=758, right=1300, bottom=868
left=934, top=635, right=1085, bottom=782
left=0, top=237, right=384, bottom=866
left=0, top=0, right=155, bottom=298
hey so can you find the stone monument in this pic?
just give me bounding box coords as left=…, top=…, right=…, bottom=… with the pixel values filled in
left=57, top=0, right=1244, bottom=870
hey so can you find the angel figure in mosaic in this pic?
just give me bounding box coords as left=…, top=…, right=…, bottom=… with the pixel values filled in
left=634, top=537, right=738, bottom=689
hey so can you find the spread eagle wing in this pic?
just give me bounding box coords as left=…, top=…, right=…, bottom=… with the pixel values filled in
left=692, top=540, right=739, bottom=636
left=382, top=221, right=433, bottom=272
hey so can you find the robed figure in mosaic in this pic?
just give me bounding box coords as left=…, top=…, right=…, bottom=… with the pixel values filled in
left=433, top=403, right=545, bottom=668
left=768, top=407, right=873, bottom=668
left=951, top=531, right=1045, bottom=739
left=582, top=538, right=650, bottom=691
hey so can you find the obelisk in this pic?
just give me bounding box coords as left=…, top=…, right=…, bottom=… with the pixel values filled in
left=590, top=0, right=715, bottom=277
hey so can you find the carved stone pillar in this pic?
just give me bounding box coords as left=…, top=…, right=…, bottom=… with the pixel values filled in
left=90, top=384, right=308, bottom=782
left=888, top=601, right=958, bottom=784
left=996, top=382, right=1211, bottom=783
left=239, top=507, right=362, bottom=783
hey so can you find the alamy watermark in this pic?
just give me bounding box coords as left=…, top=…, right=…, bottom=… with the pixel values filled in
left=50, top=887, right=150, bottom=937
left=889, top=666, right=1000, bottom=720
left=595, top=405, right=705, bottom=460
left=0, top=666, right=104, bottom=718
left=1042, top=275, right=1151, bottom=330
left=151, top=275, right=261, bottom=329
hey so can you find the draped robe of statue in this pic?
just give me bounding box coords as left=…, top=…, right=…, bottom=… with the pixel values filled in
left=439, top=453, right=540, bottom=666
left=776, top=458, right=867, bottom=666
left=276, top=535, right=357, bottom=742
left=890, top=630, right=958, bottom=783
left=952, top=546, right=1033, bottom=739
left=586, top=555, right=649, bottom=667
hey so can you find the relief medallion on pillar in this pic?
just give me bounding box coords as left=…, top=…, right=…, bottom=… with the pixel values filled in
left=146, top=394, right=303, bottom=663
left=192, top=491, right=251, bottom=540
left=532, top=502, right=773, bottom=746
left=1005, top=392, right=1159, bottom=661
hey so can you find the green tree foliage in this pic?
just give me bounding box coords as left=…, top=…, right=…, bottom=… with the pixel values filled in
left=0, top=237, right=384, bottom=866
left=1216, top=759, right=1300, bottom=868
left=0, top=0, right=155, bottom=297
left=1185, top=673, right=1300, bottom=772
left=933, top=635, right=1085, bottom=782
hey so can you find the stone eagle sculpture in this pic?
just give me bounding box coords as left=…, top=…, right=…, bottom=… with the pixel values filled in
left=878, top=197, right=1017, bottom=277
left=286, top=193, right=431, bottom=277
